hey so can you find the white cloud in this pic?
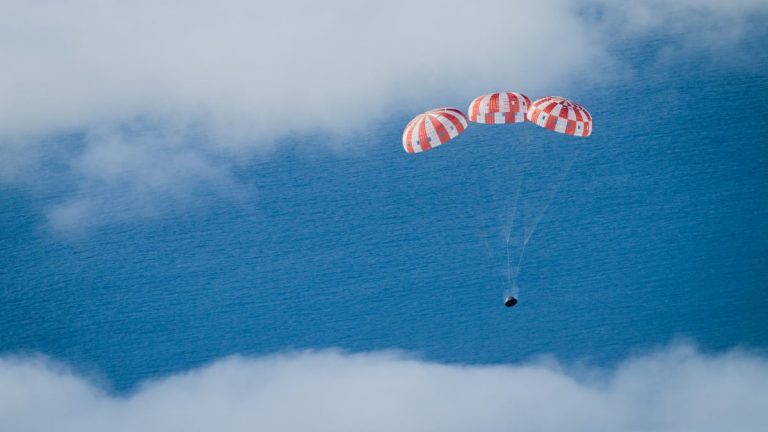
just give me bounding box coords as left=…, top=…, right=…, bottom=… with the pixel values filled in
left=0, top=0, right=607, bottom=229
left=587, top=0, right=768, bottom=65
left=45, top=125, right=244, bottom=232
left=1, top=345, right=767, bottom=431
left=0, top=0, right=605, bottom=142
left=0, top=0, right=765, bottom=229
left=592, top=0, right=768, bottom=34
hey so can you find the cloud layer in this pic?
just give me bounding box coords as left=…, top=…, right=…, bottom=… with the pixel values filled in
left=1, top=0, right=766, bottom=230
left=1, top=345, right=767, bottom=431
left=0, top=0, right=605, bottom=142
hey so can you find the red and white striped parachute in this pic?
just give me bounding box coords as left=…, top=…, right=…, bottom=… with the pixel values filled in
left=402, top=107, right=468, bottom=154
left=468, top=92, right=531, bottom=124
left=527, top=96, right=592, bottom=137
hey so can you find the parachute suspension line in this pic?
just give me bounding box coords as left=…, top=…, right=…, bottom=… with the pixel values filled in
left=503, top=234, right=512, bottom=289
left=505, top=157, right=525, bottom=291
left=510, top=204, right=528, bottom=284
left=507, top=133, right=535, bottom=291
left=522, top=147, right=582, bottom=246
left=509, top=147, right=581, bottom=294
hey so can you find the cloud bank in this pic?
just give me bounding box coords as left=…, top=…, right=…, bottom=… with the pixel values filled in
left=1, top=345, right=767, bottom=432
left=0, top=0, right=605, bottom=142
left=1, top=0, right=766, bottom=230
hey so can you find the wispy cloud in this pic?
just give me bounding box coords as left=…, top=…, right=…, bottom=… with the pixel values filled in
left=588, top=0, right=768, bottom=65
left=1, top=0, right=765, bottom=230
left=45, top=125, right=242, bottom=232
left=1, top=345, right=766, bottom=431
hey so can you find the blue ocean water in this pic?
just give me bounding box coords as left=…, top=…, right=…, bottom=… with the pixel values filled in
left=2, top=45, right=767, bottom=391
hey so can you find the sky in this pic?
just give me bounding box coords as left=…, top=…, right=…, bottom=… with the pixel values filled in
left=2, top=1, right=768, bottom=430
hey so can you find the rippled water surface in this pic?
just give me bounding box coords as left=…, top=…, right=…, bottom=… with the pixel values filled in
left=2, top=50, right=767, bottom=391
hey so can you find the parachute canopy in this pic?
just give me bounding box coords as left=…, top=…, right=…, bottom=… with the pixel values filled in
left=402, top=107, right=468, bottom=154
left=468, top=92, right=532, bottom=124
left=527, top=96, right=592, bottom=137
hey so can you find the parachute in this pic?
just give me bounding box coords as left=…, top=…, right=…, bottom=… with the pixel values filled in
left=402, top=107, right=468, bottom=154
left=402, top=94, right=592, bottom=306
left=468, top=92, right=531, bottom=124
left=527, top=96, right=592, bottom=137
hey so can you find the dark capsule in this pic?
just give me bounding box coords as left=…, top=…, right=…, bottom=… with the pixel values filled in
left=504, top=296, right=518, bottom=307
